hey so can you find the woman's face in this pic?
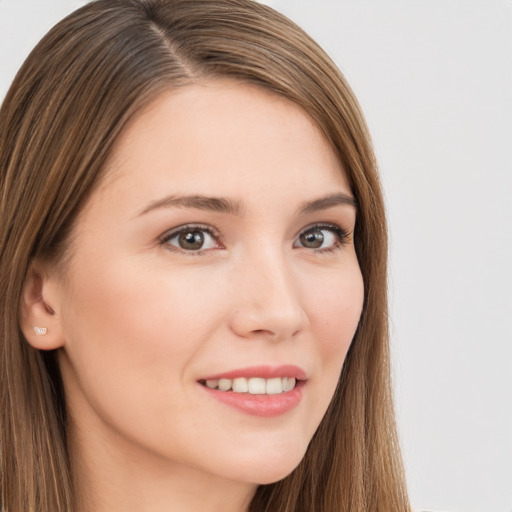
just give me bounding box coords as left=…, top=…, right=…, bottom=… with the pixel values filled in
left=52, top=81, right=364, bottom=487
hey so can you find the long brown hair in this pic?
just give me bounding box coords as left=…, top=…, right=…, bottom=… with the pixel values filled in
left=0, top=1, right=410, bottom=510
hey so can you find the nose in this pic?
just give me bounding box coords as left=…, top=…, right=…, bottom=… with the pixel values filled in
left=228, top=249, right=308, bottom=342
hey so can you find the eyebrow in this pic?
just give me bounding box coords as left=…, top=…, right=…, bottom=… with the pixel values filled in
left=136, top=192, right=357, bottom=218
left=137, top=195, right=245, bottom=217
left=298, top=192, right=358, bottom=215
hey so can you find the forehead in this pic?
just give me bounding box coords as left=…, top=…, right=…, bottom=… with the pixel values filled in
left=90, top=79, right=351, bottom=212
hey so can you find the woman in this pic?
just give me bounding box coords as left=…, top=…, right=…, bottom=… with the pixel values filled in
left=0, top=1, right=410, bottom=511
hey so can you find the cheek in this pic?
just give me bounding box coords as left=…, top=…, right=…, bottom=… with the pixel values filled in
left=57, top=256, right=235, bottom=468
left=65, top=253, right=217, bottom=338
left=308, top=264, right=364, bottom=355
left=306, top=263, right=364, bottom=414
left=298, top=261, right=364, bottom=417
left=58, top=257, right=222, bottom=407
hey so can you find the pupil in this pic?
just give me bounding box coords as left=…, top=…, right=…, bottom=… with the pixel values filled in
left=179, top=231, right=204, bottom=250
left=301, top=230, right=324, bottom=248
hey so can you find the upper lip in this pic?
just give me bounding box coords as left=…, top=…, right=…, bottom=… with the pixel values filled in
left=200, top=365, right=307, bottom=381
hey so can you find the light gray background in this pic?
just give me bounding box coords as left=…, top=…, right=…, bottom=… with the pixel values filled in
left=1, top=1, right=511, bottom=511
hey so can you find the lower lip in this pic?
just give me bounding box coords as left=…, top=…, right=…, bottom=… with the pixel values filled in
left=199, top=381, right=305, bottom=417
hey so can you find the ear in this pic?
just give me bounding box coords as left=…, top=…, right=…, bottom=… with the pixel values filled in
left=20, top=262, right=65, bottom=350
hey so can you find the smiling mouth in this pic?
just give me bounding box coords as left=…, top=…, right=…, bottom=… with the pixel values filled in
left=198, top=377, right=298, bottom=395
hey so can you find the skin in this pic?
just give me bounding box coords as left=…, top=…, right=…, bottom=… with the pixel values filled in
left=23, top=80, right=364, bottom=512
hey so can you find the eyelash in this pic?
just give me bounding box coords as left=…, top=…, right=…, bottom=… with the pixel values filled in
left=159, top=223, right=350, bottom=256
left=298, top=223, right=351, bottom=254
left=159, top=223, right=223, bottom=255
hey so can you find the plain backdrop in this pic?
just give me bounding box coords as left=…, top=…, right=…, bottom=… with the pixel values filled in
left=1, top=1, right=511, bottom=511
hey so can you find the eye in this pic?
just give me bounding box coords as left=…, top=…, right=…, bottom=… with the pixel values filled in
left=295, top=224, right=348, bottom=252
left=160, top=225, right=220, bottom=252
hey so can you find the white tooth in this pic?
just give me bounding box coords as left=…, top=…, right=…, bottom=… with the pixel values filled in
left=282, top=377, right=296, bottom=392
left=218, top=378, right=232, bottom=391
left=248, top=377, right=266, bottom=394
left=232, top=377, right=248, bottom=393
left=266, top=377, right=283, bottom=395
left=206, top=379, right=218, bottom=389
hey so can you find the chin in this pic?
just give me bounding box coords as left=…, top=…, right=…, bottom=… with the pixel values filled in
left=219, top=439, right=308, bottom=486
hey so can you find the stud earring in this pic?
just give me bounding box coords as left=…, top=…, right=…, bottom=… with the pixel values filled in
left=33, top=326, right=48, bottom=336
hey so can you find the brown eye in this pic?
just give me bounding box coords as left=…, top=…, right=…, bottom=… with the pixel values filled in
left=295, top=225, right=346, bottom=252
left=163, top=226, right=219, bottom=252
left=299, top=229, right=324, bottom=249
left=178, top=231, right=205, bottom=250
